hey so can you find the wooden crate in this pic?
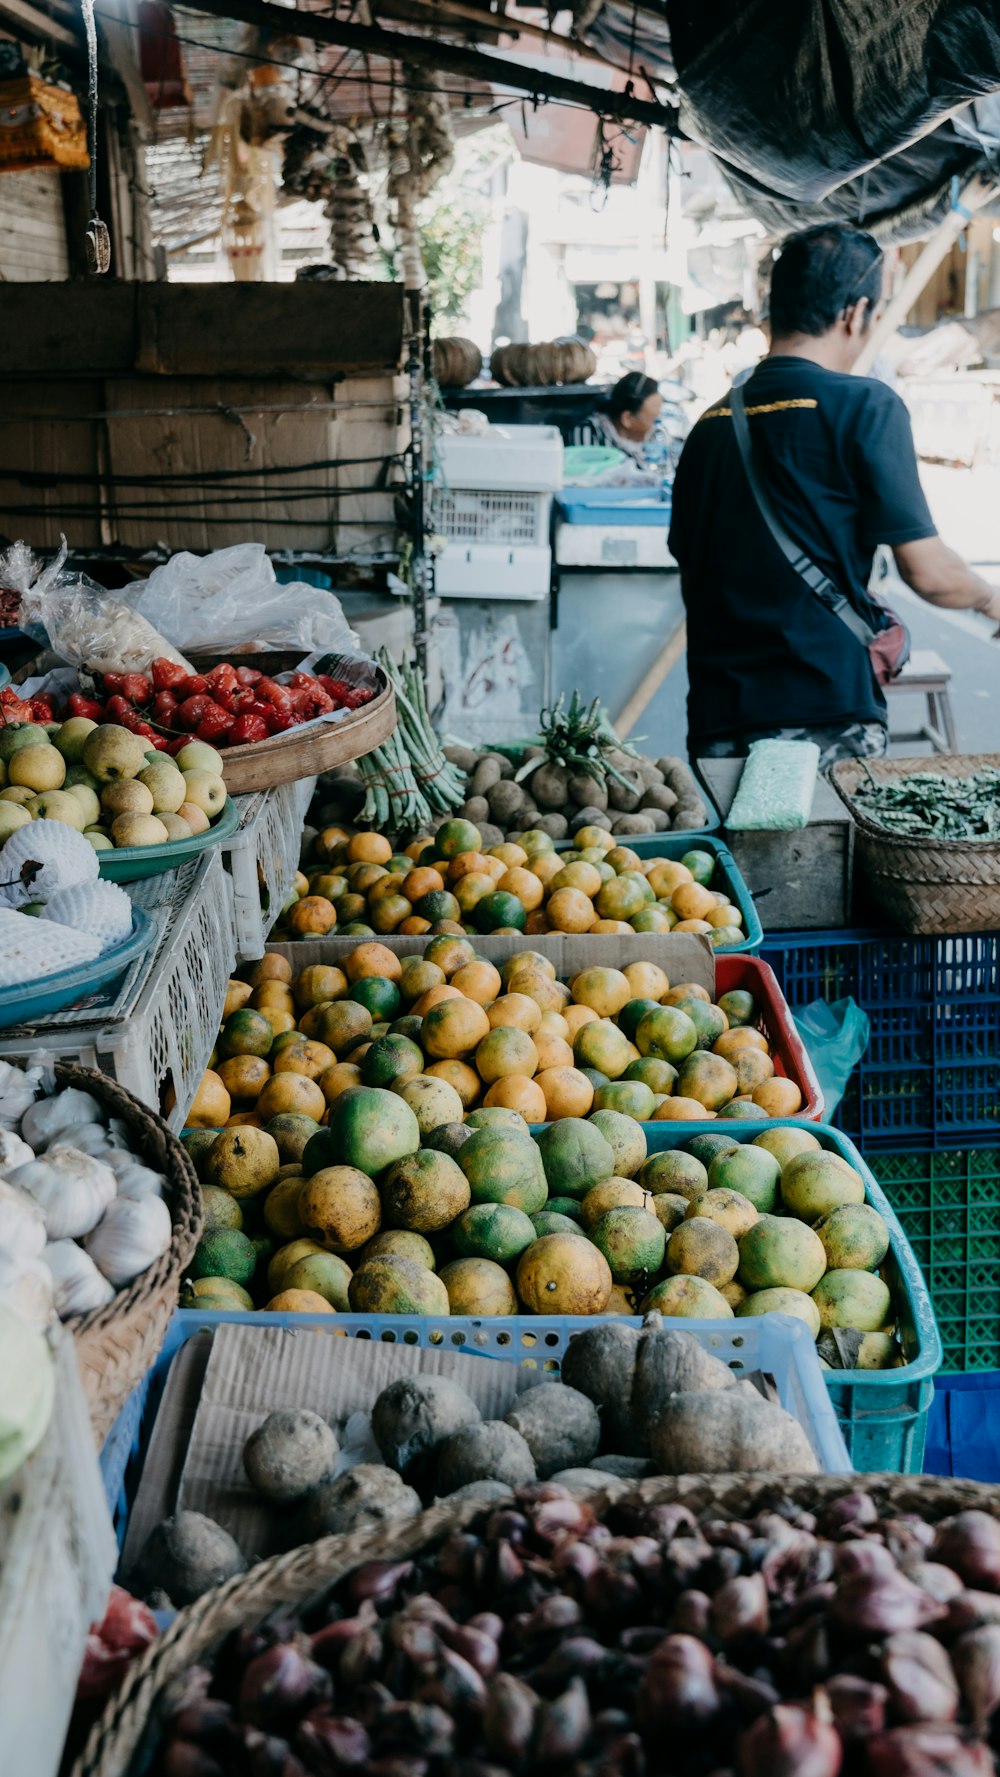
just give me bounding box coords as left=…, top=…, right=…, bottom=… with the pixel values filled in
left=697, top=756, right=855, bottom=932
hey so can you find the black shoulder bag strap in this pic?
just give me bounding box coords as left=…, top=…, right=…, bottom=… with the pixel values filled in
left=729, top=382, right=875, bottom=647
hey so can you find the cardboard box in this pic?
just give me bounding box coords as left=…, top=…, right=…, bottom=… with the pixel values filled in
left=121, top=1323, right=542, bottom=1577
left=267, top=931, right=716, bottom=993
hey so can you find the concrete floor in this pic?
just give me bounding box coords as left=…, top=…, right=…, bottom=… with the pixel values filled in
left=632, top=459, right=1000, bottom=762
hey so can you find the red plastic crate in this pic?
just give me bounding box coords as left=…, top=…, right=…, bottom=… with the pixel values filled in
left=715, top=954, right=823, bottom=1121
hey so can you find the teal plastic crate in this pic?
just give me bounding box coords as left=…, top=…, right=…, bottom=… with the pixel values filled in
left=555, top=833, right=761, bottom=953
left=869, top=1148, right=1000, bottom=1375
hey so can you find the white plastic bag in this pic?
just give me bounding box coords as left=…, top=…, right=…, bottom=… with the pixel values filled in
left=17, top=538, right=190, bottom=675
left=122, top=545, right=359, bottom=657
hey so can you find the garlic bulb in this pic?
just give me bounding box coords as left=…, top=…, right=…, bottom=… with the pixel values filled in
left=86, top=1194, right=172, bottom=1286
left=107, top=1117, right=132, bottom=1149
left=8, top=1146, right=117, bottom=1241
left=58, top=1123, right=115, bottom=1159
left=0, top=1127, right=34, bottom=1173
left=0, top=1252, right=54, bottom=1329
left=0, top=1178, right=46, bottom=1260
left=43, top=1240, right=116, bottom=1317
left=0, top=1060, right=43, bottom=1131
left=107, top=1155, right=165, bottom=1201
left=21, top=1088, right=105, bottom=1152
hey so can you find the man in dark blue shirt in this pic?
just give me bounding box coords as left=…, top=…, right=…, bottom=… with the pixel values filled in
left=668, top=224, right=1000, bottom=767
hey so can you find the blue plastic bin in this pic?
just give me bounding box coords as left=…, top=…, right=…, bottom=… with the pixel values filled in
left=555, top=832, right=762, bottom=954
left=556, top=488, right=672, bottom=527
left=760, top=928, right=1000, bottom=1148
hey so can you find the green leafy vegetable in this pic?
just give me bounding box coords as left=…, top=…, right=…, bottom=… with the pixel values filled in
left=853, top=766, right=1000, bottom=841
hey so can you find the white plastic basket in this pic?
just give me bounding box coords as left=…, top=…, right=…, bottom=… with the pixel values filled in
left=435, top=425, right=564, bottom=492
left=224, top=778, right=315, bottom=962
left=0, top=1326, right=117, bottom=1777
left=0, top=849, right=234, bottom=1129
left=436, top=488, right=551, bottom=549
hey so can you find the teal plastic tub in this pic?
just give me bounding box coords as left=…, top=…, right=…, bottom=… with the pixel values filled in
left=0, top=906, right=156, bottom=1029
left=98, top=796, right=240, bottom=883
left=555, top=833, right=761, bottom=953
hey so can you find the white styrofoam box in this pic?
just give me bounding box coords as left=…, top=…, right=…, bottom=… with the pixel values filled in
left=555, top=522, right=677, bottom=569
left=225, top=778, right=315, bottom=962
left=0, top=1326, right=117, bottom=1777
left=435, top=424, right=564, bottom=492
left=0, top=850, right=234, bottom=1129
left=435, top=543, right=551, bottom=600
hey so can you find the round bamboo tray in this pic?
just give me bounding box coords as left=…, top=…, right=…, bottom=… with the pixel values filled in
left=56, top=1063, right=202, bottom=1446
left=73, top=1470, right=1000, bottom=1777
left=831, top=752, right=1000, bottom=934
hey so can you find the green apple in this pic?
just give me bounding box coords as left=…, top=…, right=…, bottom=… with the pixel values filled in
left=176, top=740, right=224, bottom=776
left=82, top=725, right=149, bottom=784
left=0, top=723, right=48, bottom=763
left=138, top=759, right=187, bottom=815
left=65, top=784, right=101, bottom=827
left=64, top=762, right=101, bottom=791
left=180, top=769, right=226, bottom=818
left=0, top=786, right=35, bottom=806
left=83, top=827, right=114, bottom=851
left=0, top=802, right=31, bottom=839
left=54, top=716, right=98, bottom=762
left=111, top=813, right=169, bottom=848
left=28, top=790, right=86, bottom=831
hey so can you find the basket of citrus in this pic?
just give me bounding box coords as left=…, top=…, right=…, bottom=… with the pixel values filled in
left=187, top=936, right=819, bottom=1136
left=278, top=818, right=761, bottom=951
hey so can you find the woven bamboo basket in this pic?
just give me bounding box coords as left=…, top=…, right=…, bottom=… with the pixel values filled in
left=185, top=652, right=396, bottom=795
left=56, top=1063, right=201, bottom=1446
left=831, top=752, right=1000, bottom=934
left=73, top=1469, right=1000, bottom=1777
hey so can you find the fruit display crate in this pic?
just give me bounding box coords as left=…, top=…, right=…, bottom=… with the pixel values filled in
left=265, top=937, right=822, bottom=1121
left=760, top=927, right=1000, bottom=1147
left=0, top=849, right=234, bottom=1130
left=552, top=833, right=763, bottom=955
left=3, top=1327, right=117, bottom=1777
left=223, top=777, right=315, bottom=962
left=100, top=1301, right=849, bottom=1554
left=868, top=1148, right=1000, bottom=1375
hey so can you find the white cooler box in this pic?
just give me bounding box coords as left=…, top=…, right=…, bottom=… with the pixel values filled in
left=433, top=424, right=562, bottom=601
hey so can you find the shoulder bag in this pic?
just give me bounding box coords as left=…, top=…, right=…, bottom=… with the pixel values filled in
left=729, top=381, right=910, bottom=685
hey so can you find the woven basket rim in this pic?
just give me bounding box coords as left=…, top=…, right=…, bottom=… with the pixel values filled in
left=831, top=753, right=1000, bottom=853
left=72, top=1470, right=1000, bottom=1777
left=54, top=1062, right=201, bottom=1340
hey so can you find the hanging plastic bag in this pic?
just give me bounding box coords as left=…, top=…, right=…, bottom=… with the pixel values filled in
left=17, top=537, right=190, bottom=676
left=791, top=997, right=870, bottom=1119
left=121, top=545, right=360, bottom=658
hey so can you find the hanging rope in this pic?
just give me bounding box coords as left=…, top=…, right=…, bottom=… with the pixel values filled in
left=80, top=0, right=110, bottom=272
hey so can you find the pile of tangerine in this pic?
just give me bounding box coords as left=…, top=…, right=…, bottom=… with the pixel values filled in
left=279, top=818, right=745, bottom=944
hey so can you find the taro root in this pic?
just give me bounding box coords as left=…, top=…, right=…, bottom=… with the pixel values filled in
left=648, top=1390, right=820, bottom=1477
left=135, top=1510, right=247, bottom=1607
left=373, top=1376, right=482, bottom=1479
left=435, top=1422, right=537, bottom=1494
left=299, top=1466, right=422, bottom=1542
left=559, top=1322, right=640, bottom=1453
left=243, top=1410, right=339, bottom=1506
left=630, top=1327, right=734, bottom=1452
left=504, top=1383, right=600, bottom=1479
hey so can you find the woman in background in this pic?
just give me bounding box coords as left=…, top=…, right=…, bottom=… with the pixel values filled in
left=578, top=372, right=663, bottom=465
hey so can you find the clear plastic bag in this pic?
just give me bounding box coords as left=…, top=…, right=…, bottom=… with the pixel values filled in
left=122, top=545, right=360, bottom=658
left=17, top=538, right=190, bottom=676
left=791, top=996, right=870, bottom=1119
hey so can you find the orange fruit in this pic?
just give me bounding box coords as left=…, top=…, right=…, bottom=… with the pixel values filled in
left=524, top=910, right=552, bottom=935
left=348, top=831, right=392, bottom=864
left=652, top=1096, right=715, bottom=1121
left=570, top=966, right=632, bottom=1018
left=529, top=852, right=563, bottom=888
left=370, top=894, right=412, bottom=934
left=730, top=1048, right=775, bottom=1093
left=590, top=919, right=634, bottom=934
left=483, top=1075, right=547, bottom=1121
left=336, top=894, right=367, bottom=924
left=251, top=983, right=295, bottom=1014
left=425, top=1058, right=481, bottom=1108
left=451, top=959, right=503, bottom=1005
left=605, top=846, right=642, bottom=872
left=345, top=942, right=403, bottom=984
left=752, top=1078, right=803, bottom=1116
left=219, top=1007, right=274, bottom=1059
left=265, top=1288, right=335, bottom=1314
left=245, top=955, right=293, bottom=987
left=224, top=979, right=253, bottom=1018
left=312, top=1000, right=373, bottom=1056
left=477, top=854, right=507, bottom=884
left=256, top=1072, right=326, bottom=1122
left=517, top=1232, right=612, bottom=1315
left=535, top=1066, right=595, bottom=1120
left=675, top=1051, right=739, bottom=1111
left=545, top=887, right=597, bottom=933
left=261, top=1008, right=298, bottom=1039
left=502, top=967, right=562, bottom=1014
left=398, top=916, right=432, bottom=935
left=707, top=903, right=743, bottom=929
left=187, top=1068, right=231, bottom=1128
left=497, top=866, right=545, bottom=912
left=673, top=918, right=713, bottom=935
left=422, top=997, right=491, bottom=1059
left=631, top=907, right=675, bottom=934
left=404, top=835, right=431, bottom=862
left=623, top=961, right=670, bottom=1002
left=646, top=861, right=693, bottom=899
left=399, top=958, right=444, bottom=1002
left=536, top=1010, right=571, bottom=1043
left=533, top=1034, right=575, bottom=1072
left=226, top=1111, right=262, bottom=1128
left=217, top=1054, right=272, bottom=1103
left=663, top=982, right=711, bottom=1007
left=274, top=1038, right=336, bottom=1081
left=431, top=919, right=472, bottom=936
left=435, top=819, right=484, bottom=859
left=349, top=862, right=389, bottom=893
left=411, top=983, right=465, bottom=1017
left=475, top=1026, right=539, bottom=1083
left=563, top=1003, right=599, bottom=1038
left=403, top=866, right=445, bottom=901
left=454, top=872, right=497, bottom=915
left=550, top=861, right=602, bottom=899
left=671, top=881, right=716, bottom=922
left=487, top=991, right=542, bottom=1034
left=489, top=842, right=527, bottom=869
left=425, top=935, right=477, bottom=975
left=368, top=873, right=404, bottom=905
left=596, top=877, right=647, bottom=921
left=314, top=825, right=351, bottom=862
left=714, top=1028, right=769, bottom=1060
left=448, top=851, right=492, bottom=882
left=309, top=872, right=348, bottom=902
left=318, top=1061, right=363, bottom=1105
left=574, top=825, right=614, bottom=853
left=572, top=1019, right=632, bottom=1080
left=501, top=951, right=556, bottom=987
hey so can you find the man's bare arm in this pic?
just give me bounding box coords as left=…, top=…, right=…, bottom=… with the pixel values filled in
left=894, top=536, right=1000, bottom=634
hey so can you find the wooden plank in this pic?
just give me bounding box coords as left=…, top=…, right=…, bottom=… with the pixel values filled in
left=696, top=755, right=855, bottom=932
left=0, top=285, right=138, bottom=375
left=136, top=282, right=406, bottom=377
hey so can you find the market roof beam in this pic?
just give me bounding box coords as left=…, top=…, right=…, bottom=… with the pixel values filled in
left=0, top=0, right=79, bottom=50
left=376, top=0, right=617, bottom=70
left=184, top=0, right=677, bottom=125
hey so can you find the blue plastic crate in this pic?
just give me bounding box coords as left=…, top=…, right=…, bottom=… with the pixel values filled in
left=556, top=487, right=671, bottom=527
left=760, top=928, right=1000, bottom=1148
left=555, top=833, right=761, bottom=953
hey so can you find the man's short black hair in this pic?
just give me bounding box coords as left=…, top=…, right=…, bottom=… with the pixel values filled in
left=770, top=225, right=883, bottom=339
left=608, top=372, right=659, bottom=419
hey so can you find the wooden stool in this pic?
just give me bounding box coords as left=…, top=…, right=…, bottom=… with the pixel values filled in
left=884, top=648, right=958, bottom=752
